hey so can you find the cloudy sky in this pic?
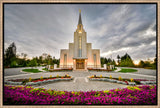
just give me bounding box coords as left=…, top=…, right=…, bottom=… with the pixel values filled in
left=4, top=4, right=156, bottom=63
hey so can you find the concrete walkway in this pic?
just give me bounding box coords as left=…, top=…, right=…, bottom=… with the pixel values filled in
left=115, top=67, right=121, bottom=72
left=4, top=67, right=156, bottom=91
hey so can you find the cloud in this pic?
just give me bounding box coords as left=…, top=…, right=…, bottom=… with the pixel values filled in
left=4, top=4, right=156, bottom=61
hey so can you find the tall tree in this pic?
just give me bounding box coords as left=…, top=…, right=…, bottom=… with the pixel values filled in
left=152, top=54, right=157, bottom=69
left=100, top=57, right=105, bottom=67
left=120, top=53, right=134, bottom=67
left=139, top=60, right=145, bottom=68
left=28, top=58, right=37, bottom=68
left=4, top=42, right=17, bottom=67
left=117, top=55, right=120, bottom=65
left=112, top=59, right=116, bottom=65
left=39, top=56, right=43, bottom=64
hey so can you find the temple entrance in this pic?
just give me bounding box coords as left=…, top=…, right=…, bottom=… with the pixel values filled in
left=76, top=59, right=85, bottom=69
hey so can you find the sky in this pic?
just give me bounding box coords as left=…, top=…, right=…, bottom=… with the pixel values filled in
left=4, top=4, right=156, bottom=64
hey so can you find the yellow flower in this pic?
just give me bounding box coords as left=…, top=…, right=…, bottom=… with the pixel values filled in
left=130, top=78, right=134, bottom=82
left=100, top=75, right=102, bottom=78
left=103, top=90, right=110, bottom=93
left=57, top=74, right=59, bottom=77
left=17, top=85, right=22, bottom=88
left=127, top=86, right=141, bottom=91
left=29, top=77, right=32, bottom=82
left=66, top=74, right=69, bottom=77
left=150, top=85, right=155, bottom=89
left=40, top=76, right=43, bottom=79
left=119, top=76, right=122, bottom=81
left=90, top=75, right=94, bottom=78
left=115, top=88, right=121, bottom=91
left=50, top=75, right=52, bottom=78
left=11, top=87, right=15, bottom=89
left=109, top=75, right=112, bottom=79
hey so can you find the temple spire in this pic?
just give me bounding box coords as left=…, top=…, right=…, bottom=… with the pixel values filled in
left=78, top=9, right=82, bottom=25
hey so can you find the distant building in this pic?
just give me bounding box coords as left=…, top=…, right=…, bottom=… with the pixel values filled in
left=60, top=10, right=101, bottom=71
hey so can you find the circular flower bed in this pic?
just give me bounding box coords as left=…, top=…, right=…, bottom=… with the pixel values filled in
left=88, top=75, right=156, bottom=86
left=5, top=75, right=73, bottom=86
left=4, top=85, right=157, bottom=105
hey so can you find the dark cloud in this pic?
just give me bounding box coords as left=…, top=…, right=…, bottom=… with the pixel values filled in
left=4, top=4, right=156, bottom=61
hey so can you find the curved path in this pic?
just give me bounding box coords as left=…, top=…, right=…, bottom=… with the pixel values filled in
left=4, top=66, right=44, bottom=76
left=117, top=67, right=157, bottom=76
left=4, top=67, right=156, bottom=91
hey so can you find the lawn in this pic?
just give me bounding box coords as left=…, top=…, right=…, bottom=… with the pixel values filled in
left=42, top=68, right=48, bottom=71
left=118, top=68, right=137, bottom=73
left=22, top=69, right=42, bottom=73
left=112, top=68, right=117, bottom=71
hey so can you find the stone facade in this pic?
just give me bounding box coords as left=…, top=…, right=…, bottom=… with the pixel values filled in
left=60, top=10, right=101, bottom=71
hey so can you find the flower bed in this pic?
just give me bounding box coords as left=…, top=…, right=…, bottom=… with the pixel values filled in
left=87, top=68, right=112, bottom=72
left=4, top=85, right=157, bottom=105
left=88, top=75, right=156, bottom=86
left=49, top=68, right=73, bottom=72
left=4, top=75, right=73, bottom=86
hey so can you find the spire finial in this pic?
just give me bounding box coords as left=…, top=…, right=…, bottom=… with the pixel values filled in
left=78, top=9, right=82, bottom=25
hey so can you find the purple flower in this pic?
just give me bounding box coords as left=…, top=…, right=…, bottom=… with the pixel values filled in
left=4, top=85, right=157, bottom=105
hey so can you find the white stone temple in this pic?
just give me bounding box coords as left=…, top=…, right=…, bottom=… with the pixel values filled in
left=60, top=10, right=101, bottom=71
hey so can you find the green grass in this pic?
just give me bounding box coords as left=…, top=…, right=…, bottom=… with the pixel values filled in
left=42, top=68, right=48, bottom=71
left=118, top=68, right=137, bottom=73
left=22, top=69, right=42, bottom=73
left=112, top=68, right=117, bottom=71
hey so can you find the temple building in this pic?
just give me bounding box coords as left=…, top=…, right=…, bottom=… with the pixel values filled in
left=60, top=10, right=101, bottom=71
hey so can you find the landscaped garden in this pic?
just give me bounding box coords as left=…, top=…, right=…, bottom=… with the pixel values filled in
left=49, top=68, right=73, bottom=72
left=5, top=75, right=73, bottom=85
left=42, top=68, right=49, bottom=71
left=87, top=68, right=117, bottom=72
left=118, top=68, right=137, bottom=73
left=88, top=75, right=156, bottom=85
left=22, top=69, right=42, bottom=73
left=4, top=85, right=156, bottom=105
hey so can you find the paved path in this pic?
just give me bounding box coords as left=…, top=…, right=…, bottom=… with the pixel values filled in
left=118, top=67, right=157, bottom=76
left=34, top=75, right=128, bottom=92
left=4, top=67, right=156, bottom=91
left=4, top=67, right=44, bottom=76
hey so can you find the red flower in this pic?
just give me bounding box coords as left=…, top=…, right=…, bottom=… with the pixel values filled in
left=124, top=81, right=129, bottom=85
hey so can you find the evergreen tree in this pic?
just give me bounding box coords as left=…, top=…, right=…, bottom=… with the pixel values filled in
left=39, top=56, right=43, bottom=64
left=28, top=58, right=37, bottom=68
left=104, top=58, right=108, bottom=64
left=152, top=54, right=157, bottom=69
left=4, top=42, right=16, bottom=67
left=112, top=59, right=116, bottom=66
left=139, top=60, right=145, bottom=68
left=117, top=55, right=120, bottom=65
left=120, top=53, right=134, bottom=67
left=100, top=57, right=105, bottom=67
